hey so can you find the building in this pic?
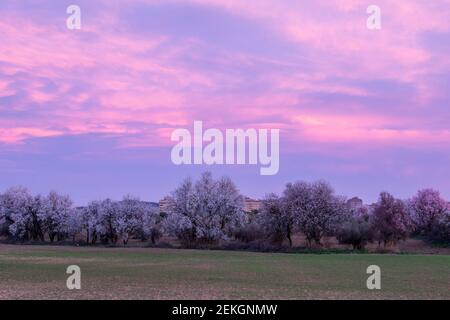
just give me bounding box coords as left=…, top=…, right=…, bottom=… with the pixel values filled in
left=158, top=196, right=262, bottom=213
left=346, top=197, right=363, bottom=211
left=243, top=197, right=262, bottom=213
left=141, top=201, right=159, bottom=210
left=159, top=197, right=171, bottom=213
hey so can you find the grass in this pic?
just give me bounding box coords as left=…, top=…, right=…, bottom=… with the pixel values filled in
left=0, top=244, right=448, bottom=300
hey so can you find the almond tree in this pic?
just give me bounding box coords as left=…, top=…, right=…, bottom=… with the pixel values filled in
left=1, top=187, right=33, bottom=240
left=82, top=200, right=102, bottom=244
left=96, top=199, right=120, bottom=244
left=66, top=207, right=83, bottom=243
left=142, top=206, right=162, bottom=244
left=260, top=193, right=290, bottom=245
left=429, top=212, right=449, bottom=244
left=285, top=181, right=348, bottom=246
left=372, top=192, right=412, bottom=246
left=116, top=195, right=146, bottom=245
left=28, top=196, right=45, bottom=241
left=213, top=176, right=245, bottom=236
left=0, top=187, right=46, bottom=241
left=409, top=189, right=448, bottom=234
left=164, top=172, right=244, bottom=245
left=163, top=177, right=195, bottom=245
left=39, top=191, right=73, bottom=242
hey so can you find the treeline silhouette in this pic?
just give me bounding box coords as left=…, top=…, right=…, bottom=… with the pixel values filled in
left=0, top=172, right=448, bottom=250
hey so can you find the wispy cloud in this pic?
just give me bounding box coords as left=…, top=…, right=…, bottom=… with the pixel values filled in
left=0, top=0, right=449, bottom=202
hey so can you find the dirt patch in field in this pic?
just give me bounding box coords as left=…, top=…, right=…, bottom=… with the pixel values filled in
left=0, top=255, right=110, bottom=264
left=1, top=235, right=449, bottom=255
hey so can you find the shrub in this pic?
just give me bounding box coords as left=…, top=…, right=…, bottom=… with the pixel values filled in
left=234, top=222, right=265, bottom=243
left=337, top=215, right=374, bottom=250
left=427, top=214, right=450, bottom=246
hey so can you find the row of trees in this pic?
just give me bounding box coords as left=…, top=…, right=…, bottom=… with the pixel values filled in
left=0, top=173, right=449, bottom=249
left=0, top=187, right=161, bottom=245
left=259, top=185, right=448, bottom=249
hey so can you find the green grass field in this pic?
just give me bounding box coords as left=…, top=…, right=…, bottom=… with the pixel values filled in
left=0, top=244, right=448, bottom=299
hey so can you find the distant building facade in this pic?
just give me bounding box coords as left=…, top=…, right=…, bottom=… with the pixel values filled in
left=243, top=197, right=262, bottom=213
left=159, top=197, right=171, bottom=213
left=346, top=197, right=363, bottom=211
left=158, top=196, right=262, bottom=213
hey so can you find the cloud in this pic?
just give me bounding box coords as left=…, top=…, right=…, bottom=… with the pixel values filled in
left=0, top=0, right=449, bottom=154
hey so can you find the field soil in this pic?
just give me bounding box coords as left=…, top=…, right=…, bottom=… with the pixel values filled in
left=0, top=244, right=449, bottom=300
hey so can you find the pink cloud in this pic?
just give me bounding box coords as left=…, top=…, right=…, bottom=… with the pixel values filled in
left=0, top=127, right=63, bottom=144
left=0, top=0, right=449, bottom=158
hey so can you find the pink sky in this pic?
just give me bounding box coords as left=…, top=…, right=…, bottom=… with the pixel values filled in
left=0, top=0, right=449, bottom=204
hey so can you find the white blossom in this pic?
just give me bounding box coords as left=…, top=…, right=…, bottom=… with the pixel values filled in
left=164, top=172, right=245, bottom=245
left=39, top=191, right=73, bottom=242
